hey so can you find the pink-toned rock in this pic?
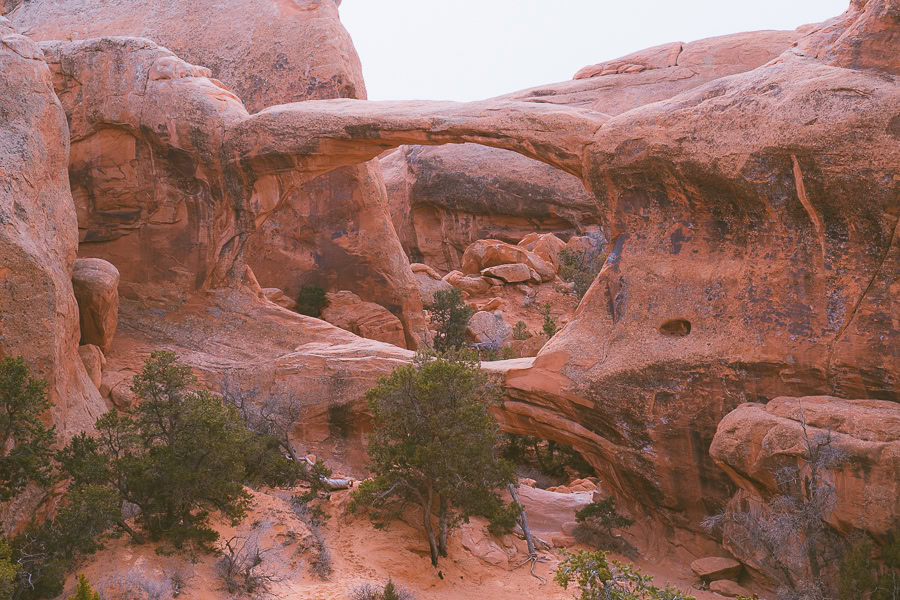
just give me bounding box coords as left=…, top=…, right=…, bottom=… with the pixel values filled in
left=414, top=271, right=454, bottom=306
left=320, top=291, right=407, bottom=348
left=711, top=397, right=900, bottom=542
left=443, top=270, right=491, bottom=295
left=409, top=263, right=442, bottom=280
left=0, top=23, right=105, bottom=441
left=466, top=311, right=511, bottom=348
left=72, top=258, right=120, bottom=353
left=462, top=239, right=556, bottom=281
left=473, top=297, right=504, bottom=312
left=383, top=144, right=597, bottom=273
left=460, top=519, right=509, bottom=567
left=514, top=486, right=593, bottom=536
left=506, top=335, right=548, bottom=358
left=14, top=1, right=427, bottom=346
left=709, top=580, right=753, bottom=598
left=574, top=41, right=684, bottom=79
left=77, top=345, right=105, bottom=389
left=518, top=233, right=567, bottom=268
left=481, top=263, right=532, bottom=284
left=99, top=370, right=136, bottom=409
left=262, top=288, right=298, bottom=312
left=551, top=534, right=576, bottom=548
left=691, top=557, right=742, bottom=582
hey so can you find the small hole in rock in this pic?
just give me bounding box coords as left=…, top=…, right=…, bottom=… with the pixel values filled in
left=659, top=319, right=691, bottom=337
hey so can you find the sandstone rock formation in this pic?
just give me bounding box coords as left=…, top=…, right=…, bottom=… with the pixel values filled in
left=382, top=144, right=597, bottom=272
left=710, top=397, right=900, bottom=543
left=77, top=345, right=106, bottom=389
left=461, top=239, right=556, bottom=282
left=691, top=557, right=743, bottom=582
left=321, top=291, right=407, bottom=348
left=466, top=311, right=512, bottom=349
left=0, top=20, right=105, bottom=438
left=72, top=258, right=119, bottom=352
left=11, top=0, right=427, bottom=345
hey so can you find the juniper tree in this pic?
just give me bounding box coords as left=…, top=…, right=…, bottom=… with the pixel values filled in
left=426, top=289, right=474, bottom=352
left=351, top=351, right=515, bottom=566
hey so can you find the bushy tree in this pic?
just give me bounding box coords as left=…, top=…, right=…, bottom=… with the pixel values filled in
left=555, top=550, right=695, bottom=600
left=577, top=497, right=635, bottom=537
left=68, top=575, right=99, bottom=600
left=0, top=357, right=56, bottom=501
left=426, top=289, right=474, bottom=352
left=297, top=284, right=328, bottom=318
left=351, top=351, right=515, bottom=566
left=512, top=321, right=531, bottom=341
left=840, top=532, right=900, bottom=600
left=62, top=352, right=252, bottom=552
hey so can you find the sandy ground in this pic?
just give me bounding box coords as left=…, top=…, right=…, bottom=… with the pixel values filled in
left=61, top=485, right=733, bottom=600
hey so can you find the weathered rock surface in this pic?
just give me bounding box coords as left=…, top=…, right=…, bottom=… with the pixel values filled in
left=77, top=344, right=105, bottom=389
left=709, top=580, right=753, bottom=598
left=414, top=271, right=454, bottom=306
left=481, top=264, right=532, bottom=284
left=382, top=143, right=597, bottom=272
left=262, top=288, right=298, bottom=312
left=0, top=21, right=105, bottom=438
left=72, top=258, right=119, bottom=352
left=461, top=239, right=556, bottom=281
left=12, top=1, right=427, bottom=346
left=321, top=291, right=407, bottom=348
left=711, top=397, right=900, bottom=542
left=443, top=270, right=492, bottom=296
left=466, top=311, right=512, bottom=348
left=691, top=557, right=742, bottom=582
left=518, top=233, right=567, bottom=269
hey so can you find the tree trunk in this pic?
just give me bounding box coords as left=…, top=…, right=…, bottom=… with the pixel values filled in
left=508, top=483, right=536, bottom=556
left=117, top=519, right=145, bottom=544
left=438, top=494, right=449, bottom=557
left=423, top=488, right=439, bottom=566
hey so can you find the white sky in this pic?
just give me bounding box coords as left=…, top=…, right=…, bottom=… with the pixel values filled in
left=340, top=0, right=849, bottom=102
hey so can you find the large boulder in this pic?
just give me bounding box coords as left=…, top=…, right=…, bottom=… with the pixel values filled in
left=320, top=291, right=407, bottom=348
left=443, top=270, right=491, bottom=296
left=0, top=20, right=105, bottom=440
left=466, top=311, right=512, bottom=348
left=72, top=258, right=119, bottom=352
left=461, top=239, right=556, bottom=281
left=710, top=397, right=900, bottom=541
left=12, top=0, right=427, bottom=346
left=690, top=557, right=742, bottom=582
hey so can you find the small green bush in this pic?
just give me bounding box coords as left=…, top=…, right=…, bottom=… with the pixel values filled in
left=540, top=303, right=559, bottom=338
left=297, top=284, right=328, bottom=317
left=512, top=321, right=531, bottom=341
left=68, top=575, right=99, bottom=600
left=555, top=550, right=695, bottom=600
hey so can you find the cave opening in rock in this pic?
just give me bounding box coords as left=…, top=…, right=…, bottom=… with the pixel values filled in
left=659, top=319, right=691, bottom=337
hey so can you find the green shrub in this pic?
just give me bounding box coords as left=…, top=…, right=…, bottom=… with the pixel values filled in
left=540, top=303, right=559, bottom=338
left=840, top=532, right=900, bottom=600
left=427, top=288, right=474, bottom=352
left=351, top=351, right=515, bottom=566
left=555, top=550, right=695, bottom=600
left=512, top=321, right=531, bottom=341
left=68, top=575, right=99, bottom=600
left=350, top=578, right=414, bottom=600
left=297, top=284, right=328, bottom=317
left=557, top=248, right=605, bottom=299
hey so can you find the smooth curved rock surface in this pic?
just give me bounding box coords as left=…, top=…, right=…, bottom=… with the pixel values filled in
left=12, top=0, right=427, bottom=346
left=0, top=22, right=105, bottom=439
left=72, top=257, right=119, bottom=352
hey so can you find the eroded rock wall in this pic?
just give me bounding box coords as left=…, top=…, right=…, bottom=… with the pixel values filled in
left=0, top=20, right=105, bottom=438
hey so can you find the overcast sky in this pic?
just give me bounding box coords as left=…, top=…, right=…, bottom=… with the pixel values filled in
left=340, top=0, right=849, bottom=102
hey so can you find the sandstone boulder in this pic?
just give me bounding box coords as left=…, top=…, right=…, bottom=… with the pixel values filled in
left=409, top=263, right=442, bottom=280
left=72, top=258, right=120, bottom=352
left=514, top=486, right=593, bottom=537
left=262, top=288, right=298, bottom=312
left=710, top=397, right=900, bottom=541
left=709, top=580, right=753, bottom=598
left=460, top=520, right=509, bottom=567
left=320, top=291, right=407, bottom=348
left=443, top=270, right=491, bottom=295
left=414, top=271, right=454, bottom=306
left=466, top=311, right=512, bottom=348
left=690, top=557, right=742, bottom=582
left=518, top=232, right=567, bottom=268
left=507, top=335, right=548, bottom=358
left=481, top=264, right=532, bottom=284
left=462, top=239, right=556, bottom=281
